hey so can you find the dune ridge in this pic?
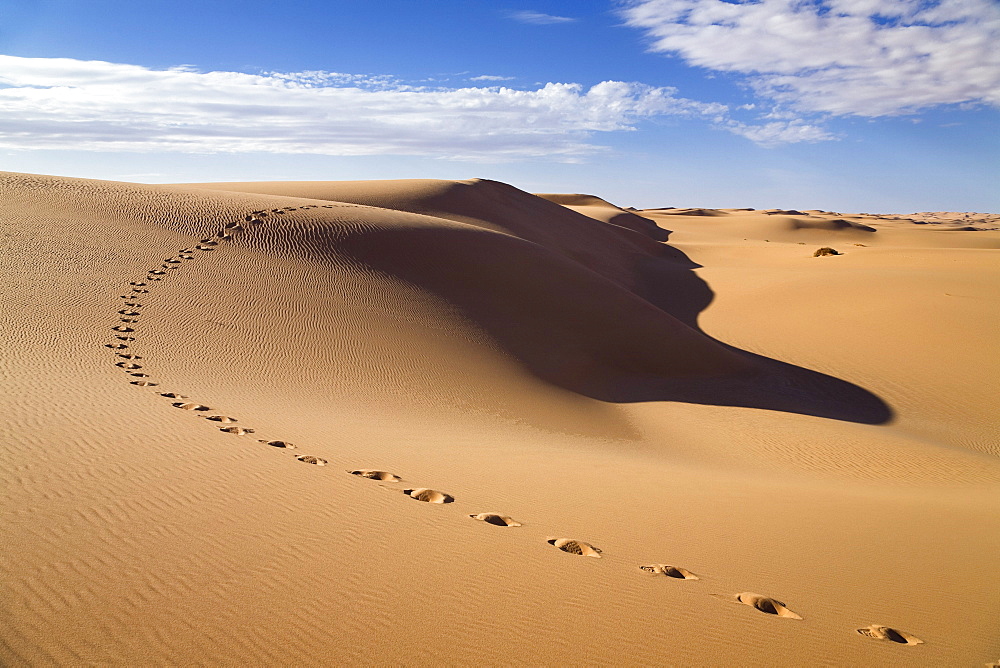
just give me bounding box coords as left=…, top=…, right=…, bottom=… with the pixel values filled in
left=3, top=171, right=999, bottom=666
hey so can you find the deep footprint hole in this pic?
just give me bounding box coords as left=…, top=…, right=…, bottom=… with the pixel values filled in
left=350, top=469, right=400, bottom=482
left=403, top=488, right=454, bottom=504
left=261, top=440, right=295, bottom=449
left=471, top=513, right=521, bottom=527
left=172, top=402, right=210, bottom=411
left=548, top=538, right=601, bottom=557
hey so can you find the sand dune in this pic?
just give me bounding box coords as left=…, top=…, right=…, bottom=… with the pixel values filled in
left=2, top=171, right=999, bottom=666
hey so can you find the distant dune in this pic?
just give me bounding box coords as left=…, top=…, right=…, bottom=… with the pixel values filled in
left=3, top=171, right=998, bottom=666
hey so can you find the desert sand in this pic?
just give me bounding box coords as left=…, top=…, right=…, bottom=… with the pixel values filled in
left=2, top=171, right=998, bottom=666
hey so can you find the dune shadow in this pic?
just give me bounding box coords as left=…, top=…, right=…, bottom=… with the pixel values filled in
left=626, top=232, right=893, bottom=423
left=333, top=216, right=892, bottom=426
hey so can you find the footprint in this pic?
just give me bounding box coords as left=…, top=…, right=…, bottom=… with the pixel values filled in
left=149, top=270, right=166, bottom=276
left=470, top=513, right=522, bottom=527
left=115, top=354, right=142, bottom=359
left=172, top=402, right=210, bottom=411
left=198, top=239, right=219, bottom=246
left=639, top=564, right=699, bottom=580
left=349, top=469, right=401, bottom=482
left=547, top=538, right=602, bottom=558
left=732, top=593, right=802, bottom=619
left=224, top=222, right=244, bottom=230
left=197, top=244, right=217, bottom=250
left=129, top=373, right=149, bottom=378
left=119, top=318, right=139, bottom=324
left=260, top=440, right=296, bottom=449
left=179, top=254, right=194, bottom=260
left=130, top=380, right=158, bottom=387
left=105, top=343, right=128, bottom=350
left=403, top=488, right=455, bottom=504
left=118, top=310, right=141, bottom=316
left=220, top=426, right=254, bottom=435
left=114, top=336, right=135, bottom=341
left=112, top=325, right=135, bottom=332
left=129, top=282, right=147, bottom=287
left=132, top=288, right=149, bottom=293
left=856, top=625, right=923, bottom=645
left=160, top=392, right=189, bottom=399
left=296, top=455, right=327, bottom=466
left=115, top=362, right=142, bottom=370
left=206, top=415, right=238, bottom=423
left=123, top=302, right=143, bottom=307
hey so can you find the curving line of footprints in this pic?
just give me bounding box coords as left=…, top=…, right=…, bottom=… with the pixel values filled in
left=105, top=204, right=924, bottom=648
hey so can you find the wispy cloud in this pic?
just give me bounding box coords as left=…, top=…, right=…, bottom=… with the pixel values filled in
left=509, top=10, right=577, bottom=25
left=724, top=119, right=836, bottom=146
left=621, top=0, right=1000, bottom=117
left=0, top=55, right=735, bottom=159
left=470, top=75, right=516, bottom=82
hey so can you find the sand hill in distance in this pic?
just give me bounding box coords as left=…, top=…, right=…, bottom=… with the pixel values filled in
left=2, top=170, right=998, bottom=666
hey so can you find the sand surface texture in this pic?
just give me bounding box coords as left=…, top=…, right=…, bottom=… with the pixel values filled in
left=3, top=172, right=999, bottom=665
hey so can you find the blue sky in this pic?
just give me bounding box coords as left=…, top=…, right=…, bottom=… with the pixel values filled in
left=1, top=0, right=997, bottom=211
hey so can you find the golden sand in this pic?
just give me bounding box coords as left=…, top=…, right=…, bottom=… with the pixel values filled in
left=2, top=171, right=998, bottom=665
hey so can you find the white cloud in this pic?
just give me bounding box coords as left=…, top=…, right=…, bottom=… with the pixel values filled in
left=724, top=119, right=837, bottom=145
left=0, top=55, right=730, bottom=159
left=621, top=0, right=1000, bottom=116
left=509, top=10, right=577, bottom=24
left=470, top=75, right=516, bottom=82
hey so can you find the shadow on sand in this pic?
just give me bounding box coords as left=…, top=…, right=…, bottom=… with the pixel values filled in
left=335, top=215, right=892, bottom=426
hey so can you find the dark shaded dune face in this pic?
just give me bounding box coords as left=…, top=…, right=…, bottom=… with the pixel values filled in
left=389, top=179, right=672, bottom=262
left=535, top=193, right=671, bottom=242
left=330, top=223, right=753, bottom=400
left=820, top=219, right=875, bottom=232
left=645, top=208, right=729, bottom=217
left=603, top=210, right=670, bottom=242
left=533, top=193, right=615, bottom=207
left=787, top=217, right=877, bottom=233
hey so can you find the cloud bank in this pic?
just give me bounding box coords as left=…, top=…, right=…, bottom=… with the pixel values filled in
left=622, top=0, right=1000, bottom=117
left=0, top=55, right=738, bottom=159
